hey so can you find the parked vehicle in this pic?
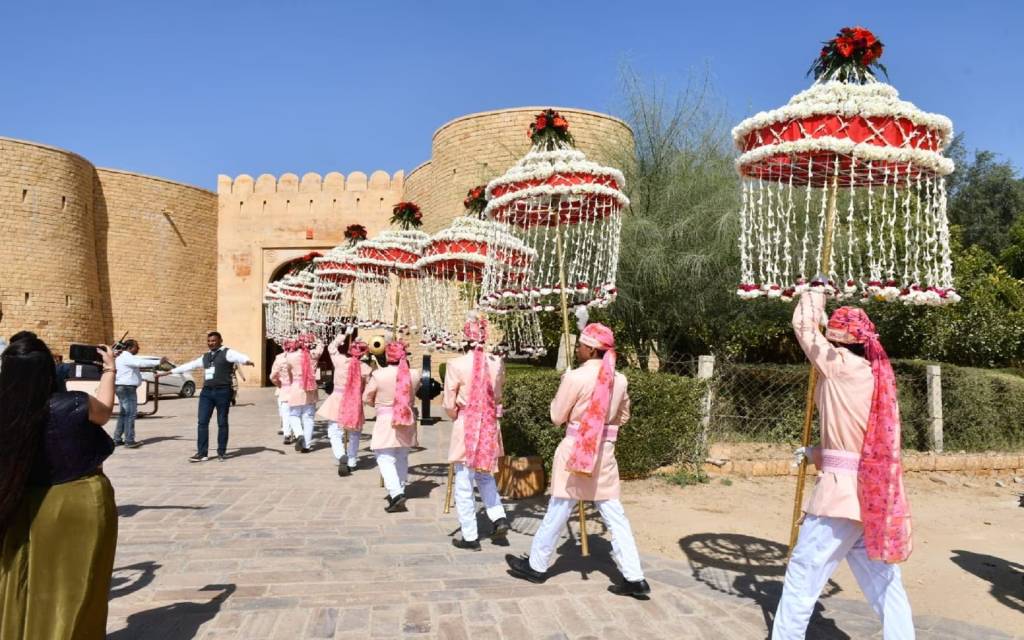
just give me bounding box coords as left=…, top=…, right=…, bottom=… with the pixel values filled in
left=140, top=360, right=196, bottom=398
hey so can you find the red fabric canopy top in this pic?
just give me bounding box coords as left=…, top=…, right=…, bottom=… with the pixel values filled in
left=489, top=173, right=622, bottom=228
left=738, top=114, right=947, bottom=187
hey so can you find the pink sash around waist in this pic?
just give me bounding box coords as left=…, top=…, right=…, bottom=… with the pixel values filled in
left=566, top=422, right=619, bottom=443
left=821, top=448, right=860, bottom=475
left=375, top=405, right=393, bottom=417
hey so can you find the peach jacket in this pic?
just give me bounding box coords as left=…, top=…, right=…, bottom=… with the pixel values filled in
left=793, top=290, right=874, bottom=522
left=442, top=351, right=506, bottom=465
left=548, top=359, right=630, bottom=501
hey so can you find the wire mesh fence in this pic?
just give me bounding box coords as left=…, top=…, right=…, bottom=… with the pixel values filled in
left=627, top=353, right=937, bottom=463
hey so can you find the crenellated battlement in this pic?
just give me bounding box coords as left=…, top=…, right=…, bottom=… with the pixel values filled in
left=217, top=170, right=405, bottom=195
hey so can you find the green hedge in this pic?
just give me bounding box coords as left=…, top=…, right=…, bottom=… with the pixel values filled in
left=713, top=360, right=1024, bottom=452
left=500, top=368, right=705, bottom=479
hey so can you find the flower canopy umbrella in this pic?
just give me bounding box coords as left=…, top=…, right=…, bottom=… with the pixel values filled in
left=733, top=27, right=957, bottom=305
left=736, top=27, right=958, bottom=555
left=306, top=246, right=362, bottom=341
left=416, top=215, right=543, bottom=356
left=350, top=230, right=429, bottom=335
left=479, top=110, right=627, bottom=315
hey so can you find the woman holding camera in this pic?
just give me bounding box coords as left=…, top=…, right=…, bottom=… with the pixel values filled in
left=0, top=336, right=119, bottom=640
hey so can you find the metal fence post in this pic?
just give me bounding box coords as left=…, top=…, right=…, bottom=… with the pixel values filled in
left=696, top=355, right=716, bottom=465
left=926, top=365, right=944, bottom=453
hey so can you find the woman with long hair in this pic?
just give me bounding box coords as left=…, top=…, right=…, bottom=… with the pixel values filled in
left=0, top=336, right=119, bottom=639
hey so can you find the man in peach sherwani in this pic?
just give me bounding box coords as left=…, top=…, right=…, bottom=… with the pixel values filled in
left=279, top=334, right=323, bottom=453
left=773, top=283, right=914, bottom=639
left=269, top=346, right=291, bottom=437
left=365, top=341, right=420, bottom=513
left=506, top=323, right=650, bottom=598
left=444, top=313, right=510, bottom=551
left=317, top=330, right=372, bottom=476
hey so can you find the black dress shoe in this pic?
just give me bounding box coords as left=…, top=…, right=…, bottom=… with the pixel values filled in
left=294, top=436, right=305, bottom=452
left=608, top=579, right=651, bottom=598
left=283, top=435, right=294, bottom=445
left=505, top=554, right=547, bottom=584
left=491, top=517, right=511, bottom=539
left=452, top=538, right=481, bottom=551
left=113, top=440, right=124, bottom=447
left=124, top=442, right=141, bottom=449
left=337, top=464, right=350, bottom=477
left=384, top=494, right=407, bottom=513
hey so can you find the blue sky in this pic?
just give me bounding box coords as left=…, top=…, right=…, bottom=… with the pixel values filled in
left=2, top=1, right=1021, bottom=189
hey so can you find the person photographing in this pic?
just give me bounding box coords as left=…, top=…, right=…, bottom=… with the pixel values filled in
left=0, top=336, right=119, bottom=638
left=113, top=339, right=167, bottom=448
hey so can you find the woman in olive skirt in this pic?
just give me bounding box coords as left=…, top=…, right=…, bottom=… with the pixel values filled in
left=0, top=336, right=119, bottom=640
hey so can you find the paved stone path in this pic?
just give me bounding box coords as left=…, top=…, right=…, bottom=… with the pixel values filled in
left=102, top=389, right=1017, bottom=639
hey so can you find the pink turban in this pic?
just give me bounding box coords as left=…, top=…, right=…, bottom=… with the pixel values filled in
left=567, top=323, right=616, bottom=476
left=386, top=341, right=414, bottom=427
left=828, top=306, right=912, bottom=563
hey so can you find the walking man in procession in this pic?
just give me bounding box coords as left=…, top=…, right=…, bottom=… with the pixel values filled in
left=505, top=323, right=650, bottom=598
left=169, top=331, right=253, bottom=462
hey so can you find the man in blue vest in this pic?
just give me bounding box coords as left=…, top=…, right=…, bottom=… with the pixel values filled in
left=169, top=331, right=253, bottom=462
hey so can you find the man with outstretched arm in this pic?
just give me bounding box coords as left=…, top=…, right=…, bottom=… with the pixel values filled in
left=170, top=331, right=253, bottom=462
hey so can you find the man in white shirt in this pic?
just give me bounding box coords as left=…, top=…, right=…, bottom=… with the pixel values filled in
left=114, top=339, right=167, bottom=448
left=170, top=331, right=253, bottom=462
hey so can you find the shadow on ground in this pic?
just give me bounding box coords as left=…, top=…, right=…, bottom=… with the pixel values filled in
left=109, top=561, right=161, bottom=600
left=229, top=446, right=286, bottom=459
left=118, top=504, right=205, bottom=518
left=679, top=533, right=849, bottom=639
left=950, top=549, right=1024, bottom=614
left=107, top=583, right=236, bottom=640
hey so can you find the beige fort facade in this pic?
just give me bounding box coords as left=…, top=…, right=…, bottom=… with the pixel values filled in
left=1, top=107, right=632, bottom=385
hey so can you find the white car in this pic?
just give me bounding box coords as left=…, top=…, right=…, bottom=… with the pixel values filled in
left=140, top=366, right=196, bottom=398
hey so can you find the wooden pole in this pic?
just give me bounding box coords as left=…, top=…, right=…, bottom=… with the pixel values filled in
left=788, top=175, right=839, bottom=556
left=554, top=210, right=589, bottom=557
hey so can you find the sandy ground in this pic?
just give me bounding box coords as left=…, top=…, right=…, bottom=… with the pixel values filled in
left=623, top=472, right=1024, bottom=636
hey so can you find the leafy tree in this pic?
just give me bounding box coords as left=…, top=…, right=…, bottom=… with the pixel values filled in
left=947, top=147, right=1024, bottom=257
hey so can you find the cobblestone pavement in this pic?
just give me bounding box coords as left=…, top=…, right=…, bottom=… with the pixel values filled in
left=102, top=389, right=1017, bottom=639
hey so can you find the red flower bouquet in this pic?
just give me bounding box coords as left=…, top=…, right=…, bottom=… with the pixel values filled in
left=463, top=185, right=487, bottom=217
left=528, top=108, right=575, bottom=149
left=809, top=26, right=887, bottom=83
left=390, top=201, right=423, bottom=230
left=344, top=224, right=367, bottom=245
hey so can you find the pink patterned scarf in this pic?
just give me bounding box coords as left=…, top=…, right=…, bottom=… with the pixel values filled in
left=298, top=334, right=317, bottom=392
left=567, top=323, right=616, bottom=476
left=338, top=340, right=368, bottom=430
left=829, top=306, right=912, bottom=563
left=462, top=314, right=500, bottom=472
left=386, top=341, right=414, bottom=427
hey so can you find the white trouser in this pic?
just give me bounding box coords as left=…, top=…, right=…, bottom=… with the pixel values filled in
left=288, top=404, right=315, bottom=444
left=327, top=422, right=361, bottom=466
left=453, top=463, right=507, bottom=542
left=277, top=399, right=290, bottom=432
left=773, top=514, right=915, bottom=640
left=528, top=496, right=644, bottom=582
left=375, top=447, right=409, bottom=498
